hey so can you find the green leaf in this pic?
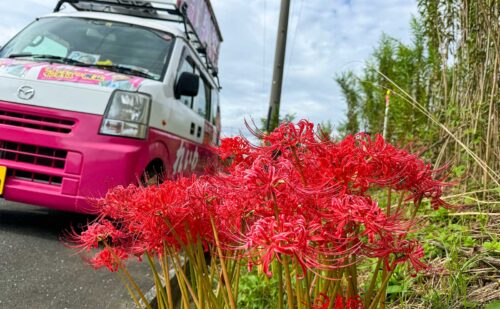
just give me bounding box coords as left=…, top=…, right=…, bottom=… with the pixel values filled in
left=485, top=301, right=500, bottom=309
left=483, top=241, right=500, bottom=252
left=386, top=285, right=405, bottom=294
left=463, top=301, right=478, bottom=308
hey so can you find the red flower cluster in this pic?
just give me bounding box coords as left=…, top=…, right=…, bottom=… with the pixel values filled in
left=72, top=120, right=450, bottom=301
left=313, top=294, right=363, bottom=309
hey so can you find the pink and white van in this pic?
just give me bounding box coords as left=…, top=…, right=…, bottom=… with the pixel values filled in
left=0, top=0, right=222, bottom=213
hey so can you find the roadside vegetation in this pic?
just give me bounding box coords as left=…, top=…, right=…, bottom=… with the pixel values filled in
left=73, top=120, right=457, bottom=309
left=333, top=0, right=499, bottom=307
left=70, top=0, right=498, bottom=308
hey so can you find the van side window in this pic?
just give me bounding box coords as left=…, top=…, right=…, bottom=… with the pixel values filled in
left=211, top=91, right=219, bottom=125
left=178, top=57, right=195, bottom=107
left=193, top=70, right=211, bottom=120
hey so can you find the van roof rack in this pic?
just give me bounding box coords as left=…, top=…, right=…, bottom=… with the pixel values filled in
left=53, top=0, right=223, bottom=80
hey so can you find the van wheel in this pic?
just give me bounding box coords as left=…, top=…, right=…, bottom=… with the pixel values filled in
left=141, top=160, right=164, bottom=187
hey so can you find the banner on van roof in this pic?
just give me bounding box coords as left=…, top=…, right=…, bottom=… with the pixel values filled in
left=177, top=0, right=222, bottom=69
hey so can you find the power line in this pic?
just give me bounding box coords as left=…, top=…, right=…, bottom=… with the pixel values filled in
left=262, top=0, right=267, bottom=93
left=283, top=0, right=305, bottom=87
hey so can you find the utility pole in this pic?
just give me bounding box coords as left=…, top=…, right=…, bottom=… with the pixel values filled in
left=266, top=0, right=291, bottom=132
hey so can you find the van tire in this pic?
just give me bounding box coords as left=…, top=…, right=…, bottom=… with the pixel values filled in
left=141, top=159, right=164, bottom=187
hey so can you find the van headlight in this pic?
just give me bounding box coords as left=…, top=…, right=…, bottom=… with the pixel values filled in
left=100, top=91, right=152, bottom=139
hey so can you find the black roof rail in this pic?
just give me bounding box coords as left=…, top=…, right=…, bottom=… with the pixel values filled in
left=54, top=0, right=179, bottom=15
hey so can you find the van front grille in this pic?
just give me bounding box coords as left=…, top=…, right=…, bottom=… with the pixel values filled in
left=0, top=140, right=67, bottom=169
left=0, top=110, right=75, bottom=134
left=6, top=169, right=63, bottom=186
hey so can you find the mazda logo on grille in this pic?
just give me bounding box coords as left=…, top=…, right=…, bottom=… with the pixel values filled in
left=17, top=86, right=35, bottom=100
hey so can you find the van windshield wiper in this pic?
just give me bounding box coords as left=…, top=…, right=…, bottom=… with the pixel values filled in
left=8, top=53, right=156, bottom=79
left=90, top=64, right=156, bottom=80
left=8, top=53, right=87, bottom=66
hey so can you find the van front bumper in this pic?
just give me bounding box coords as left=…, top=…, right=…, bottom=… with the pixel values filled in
left=0, top=101, right=149, bottom=213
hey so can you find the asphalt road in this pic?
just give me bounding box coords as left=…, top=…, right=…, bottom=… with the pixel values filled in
left=0, top=200, right=153, bottom=309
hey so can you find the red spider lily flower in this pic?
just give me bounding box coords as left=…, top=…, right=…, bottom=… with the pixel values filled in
left=313, top=294, right=364, bottom=309
left=243, top=214, right=328, bottom=276
left=260, top=120, right=316, bottom=155
left=89, top=246, right=128, bottom=272
left=369, top=237, right=428, bottom=273
left=312, top=293, right=330, bottom=309
left=344, top=295, right=364, bottom=309
left=67, top=219, right=127, bottom=252
left=391, top=239, right=428, bottom=273
left=70, top=119, right=453, bottom=303
left=215, top=135, right=252, bottom=165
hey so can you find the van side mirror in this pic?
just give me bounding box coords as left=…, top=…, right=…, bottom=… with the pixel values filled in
left=175, top=72, right=199, bottom=98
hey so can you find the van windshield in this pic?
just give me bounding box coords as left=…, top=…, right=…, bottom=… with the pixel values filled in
left=0, top=17, right=174, bottom=81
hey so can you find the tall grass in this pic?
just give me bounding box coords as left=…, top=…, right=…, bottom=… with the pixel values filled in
left=335, top=1, right=499, bottom=307
left=418, top=0, right=499, bottom=191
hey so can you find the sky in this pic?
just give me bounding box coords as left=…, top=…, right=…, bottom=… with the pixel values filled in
left=0, top=0, right=417, bottom=137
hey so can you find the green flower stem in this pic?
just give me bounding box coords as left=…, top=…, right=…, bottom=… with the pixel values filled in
left=170, top=253, right=190, bottom=309
left=274, top=260, right=284, bottom=309
left=283, top=256, right=295, bottom=309
left=119, top=266, right=152, bottom=309
left=313, top=274, right=321, bottom=304
left=232, top=255, right=242, bottom=305
left=364, top=258, right=382, bottom=307
left=146, top=253, right=169, bottom=309
left=169, top=247, right=200, bottom=308
left=350, top=256, right=358, bottom=297
left=117, top=271, right=142, bottom=309
left=394, top=192, right=406, bottom=215
left=294, top=262, right=303, bottom=309
left=379, top=267, right=388, bottom=309
left=102, top=241, right=151, bottom=309
left=302, top=262, right=311, bottom=309
left=271, top=192, right=284, bottom=309
left=210, top=216, right=236, bottom=309
left=291, top=147, right=307, bottom=186
left=327, top=270, right=343, bottom=309
left=368, top=267, right=396, bottom=309
left=411, top=198, right=423, bottom=219
left=160, top=251, right=174, bottom=309
left=386, top=188, right=392, bottom=216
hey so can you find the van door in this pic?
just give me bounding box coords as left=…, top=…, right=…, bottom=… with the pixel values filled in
left=169, top=51, right=204, bottom=144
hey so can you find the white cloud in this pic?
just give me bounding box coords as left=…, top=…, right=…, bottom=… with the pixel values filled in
left=211, top=0, right=417, bottom=136
left=0, top=0, right=417, bottom=136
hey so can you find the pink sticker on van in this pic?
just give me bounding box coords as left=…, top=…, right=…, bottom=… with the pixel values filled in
left=0, top=59, right=46, bottom=78
left=38, top=65, right=144, bottom=90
